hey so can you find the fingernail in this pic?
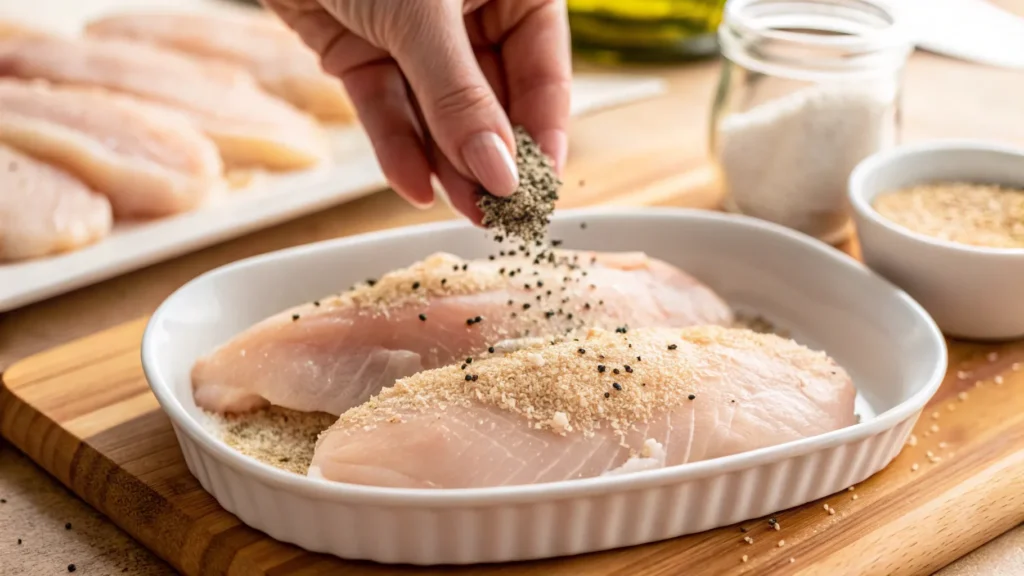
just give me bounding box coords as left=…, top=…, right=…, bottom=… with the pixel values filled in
left=461, top=131, right=519, bottom=197
left=536, top=129, right=568, bottom=174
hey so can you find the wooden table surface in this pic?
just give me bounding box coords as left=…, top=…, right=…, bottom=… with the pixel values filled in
left=3, top=46, right=1024, bottom=574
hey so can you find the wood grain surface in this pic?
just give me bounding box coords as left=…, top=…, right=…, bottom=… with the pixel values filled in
left=2, top=317, right=1024, bottom=576
left=3, top=38, right=1024, bottom=575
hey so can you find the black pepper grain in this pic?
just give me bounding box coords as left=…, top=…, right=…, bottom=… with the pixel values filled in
left=668, top=344, right=678, bottom=350
left=580, top=222, right=587, bottom=229
left=465, top=374, right=473, bottom=381
left=471, top=374, right=478, bottom=382
left=366, top=278, right=377, bottom=286
left=68, top=565, right=76, bottom=573
left=523, top=303, right=531, bottom=310
left=461, top=364, right=467, bottom=370
left=65, top=522, right=72, bottom=530
left=412, top=281, right=420, bottom=290
left=624, top=365, right=633, bottom=373
left=441, top=278, right=448, bottom=285
left=291, top=314, right=300, bottom=321
left=419, top=313, right=427, bottom=321
left=612, top=382, right=622, bottom=391
left=598, top=365, right=606, bottom=373
left=613, top=368, right=620, bottom=375
left=604, top=392, right=610, bottom=398
left=313, top=301, right=320, bottom=307
left=462, top=264, right=468, bottom=271
left=688, top=394, right=696, bottom=400
left=488, top=346, right=495, bottom=353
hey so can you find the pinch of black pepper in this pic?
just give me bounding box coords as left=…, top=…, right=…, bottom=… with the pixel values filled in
left=545, top=311, right=555, bottom=318
left=68, top=565, right=76, bottom=573
left=509, top=270, right=516, bottom=277
left=523, top=303, right=532, bottom=310
left=624, top=365, right=633, bottom=373
left=488, top=346, right=495, bottom=353
left=441, top=278, right=448, bottom=285
left=292, top=314, right=300, bottom=321
left=604, top=392, right=610, bottom=398
left=462, top=264, right=468, bottom=271
left=552, top=240, right=563, bottom=247
left=313, top=301, right=320, bottom=307
left=584, top=303, right=591, bottom=310
left=537, top=280, right=544, bottom=287
left=524, top=283, right=532, bottom=290
left=489, top=255, right=495, bottom=260
left=536, top=295, right=542, bottom=301
left=461, top=364, right=467, bottom=370
left=615, top=326, right=628, bottom=334
left=453, top=265, right=459, bottom=271
left=688, top=394, right=696, bottom=400
left=466, top=358, right=473, bottom=364
left=636, top=356, right=642, bottom=361
left=65, top=522, right=72, bottom=530
left=612, top=383, right=622, bottom=391
left=418, top=313, right=427, bottom=322
left=578, top=348, right=586, bottom=354
left=668, top=344, right=678, bottom=350
left=367, top=278, right=377, bottom=286
left=598, top=365, right=606, bottom=373
left=17, top=538, right=21, bottom=545
left=546, top=290, right=552, bottom=296
left=567, top=313, right=574, bottom=320
left=465, top=374, right=472, bottom=381
left=509, top=250, right=517, bottom=256
left=499, top=267, right=506, bottom=274
left=613, top=368, right=620, bottom=375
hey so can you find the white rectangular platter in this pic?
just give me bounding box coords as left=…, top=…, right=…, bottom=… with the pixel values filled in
left=0, top=0, right=667, bottom=311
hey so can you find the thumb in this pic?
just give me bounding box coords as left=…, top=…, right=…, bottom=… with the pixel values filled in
left=387, top=3, right=519, bottom=197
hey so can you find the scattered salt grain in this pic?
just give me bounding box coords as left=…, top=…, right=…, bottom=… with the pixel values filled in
left=995, top=375, right=1005, bottom=385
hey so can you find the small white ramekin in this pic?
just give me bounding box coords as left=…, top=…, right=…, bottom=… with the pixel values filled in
left=849, top=140, right=1024, bottom=341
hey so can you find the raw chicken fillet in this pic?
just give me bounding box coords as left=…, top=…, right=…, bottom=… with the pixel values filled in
left=1, top=144, right=112, bottom=261
left=86, top=11, right=355, bottom=122
left=0, top=35, right=328, bottom=169
left=192, top=251, right=734, bottom=416
left=0, top=79, right=223, bottom=218
left=310, top=325, right=856, bottom=488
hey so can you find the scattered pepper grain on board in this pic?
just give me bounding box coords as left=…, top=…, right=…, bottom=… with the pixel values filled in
left=872, top=182, right=1024, bottom=249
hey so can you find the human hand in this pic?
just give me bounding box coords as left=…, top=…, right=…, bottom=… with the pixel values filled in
left=263, top=0, right=572, bottom=222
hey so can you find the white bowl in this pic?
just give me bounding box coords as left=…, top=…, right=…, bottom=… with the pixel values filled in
left=141, top=208, right=945, bottom=565
left=849, top=140, right=1024, bottom=340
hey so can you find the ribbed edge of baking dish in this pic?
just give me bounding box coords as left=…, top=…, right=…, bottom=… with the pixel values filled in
left=172, top=415, right=918, bottom=564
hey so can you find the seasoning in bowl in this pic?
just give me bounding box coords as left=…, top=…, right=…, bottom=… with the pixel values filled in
left=872, top=182, right=1024, bottom=249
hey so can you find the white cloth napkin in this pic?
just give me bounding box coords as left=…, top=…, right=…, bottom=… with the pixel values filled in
left=891, top=0, right=1024, bottom=70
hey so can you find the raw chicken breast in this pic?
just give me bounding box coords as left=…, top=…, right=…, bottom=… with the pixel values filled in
left=1, top=144, right=112, bottom=261
left=310, top=326, right=856, bottom=488
left=0, top=35, right=328, bottom=169
left=0, top=79, right=223, bottom=218
left=192, top=251, right=733, bottom=416
left=86, top=11, right=355, bottom=122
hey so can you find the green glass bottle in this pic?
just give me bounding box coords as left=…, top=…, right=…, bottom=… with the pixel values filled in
left=568, top=0, right=728, bottom=63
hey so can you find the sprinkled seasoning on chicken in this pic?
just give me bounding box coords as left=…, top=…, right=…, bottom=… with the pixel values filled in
left=310, top=326, right=856, bottom=488
left=192, top=250, right=733, bottom=416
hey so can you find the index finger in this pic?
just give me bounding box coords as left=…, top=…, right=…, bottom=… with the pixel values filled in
left=486, top=0, right=572, bottom=172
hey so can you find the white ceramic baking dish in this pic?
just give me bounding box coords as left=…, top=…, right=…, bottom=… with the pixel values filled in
left=141, top=208, right=946, bottom=565
left=849, top=139, right=1024, bottom=340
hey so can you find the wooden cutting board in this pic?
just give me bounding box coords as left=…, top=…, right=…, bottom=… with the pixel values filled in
left=2, top=310, right=1024, bottom=575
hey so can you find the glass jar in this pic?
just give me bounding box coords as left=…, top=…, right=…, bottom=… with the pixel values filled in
left=568, top=0, right=728, bottom=63
left=709, top=0, right=912, bottom=244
